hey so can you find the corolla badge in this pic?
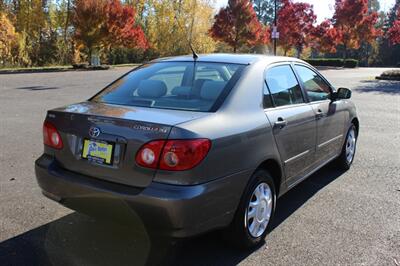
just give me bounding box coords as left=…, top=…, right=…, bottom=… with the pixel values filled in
left=89, top=127, right=101, bottom=138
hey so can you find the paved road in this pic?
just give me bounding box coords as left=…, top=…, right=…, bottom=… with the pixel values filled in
left=0, top=67, right=399, bottom=266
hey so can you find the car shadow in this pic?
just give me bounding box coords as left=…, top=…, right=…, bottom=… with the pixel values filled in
left=0, top=163, right=345, bottom=266
left=174, top=163, right=345, bottom=265
left=354, top=80, right=400, bottom=94
left=15, top=86, right=60, bottom=91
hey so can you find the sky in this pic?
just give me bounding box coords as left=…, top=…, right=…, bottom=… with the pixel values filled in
left=214, top=0, right=396, bottom=23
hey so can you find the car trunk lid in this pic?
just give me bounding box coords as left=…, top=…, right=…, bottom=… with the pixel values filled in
left=45, top=101, right=208, bottom=188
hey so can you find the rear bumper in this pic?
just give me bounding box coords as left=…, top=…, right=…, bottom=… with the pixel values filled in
left=35, top=154, right=251, bottom=238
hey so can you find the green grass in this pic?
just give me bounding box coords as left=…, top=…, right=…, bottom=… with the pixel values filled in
left=112, top=63, right=141, bottom=68
left=0, top=63, right=140, bottom=74
left=0, top=65, right=72, bottom=72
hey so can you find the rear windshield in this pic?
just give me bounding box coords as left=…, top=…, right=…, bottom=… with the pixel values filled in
left=91, top=61, right=245, bottom=112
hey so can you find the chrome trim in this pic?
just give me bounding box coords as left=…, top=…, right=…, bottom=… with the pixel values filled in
left=317, top=134, right=343, bottom=149
left=284, top=150, right=310, bottom=164
left=308, top=99, right=331, bottom=104
left=263, top=102, right=309, bottom=111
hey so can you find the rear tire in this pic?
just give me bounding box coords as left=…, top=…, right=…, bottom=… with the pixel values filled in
left=225, top=169, right=276, bottom=249
left=336, top=124, right=357, bottom=170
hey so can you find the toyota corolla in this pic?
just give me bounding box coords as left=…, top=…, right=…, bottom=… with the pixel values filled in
left=35, top=54, right=359, bottom=248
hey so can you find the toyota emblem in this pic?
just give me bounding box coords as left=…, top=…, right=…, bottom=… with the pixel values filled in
left=89, top=127, right=101, bottom=138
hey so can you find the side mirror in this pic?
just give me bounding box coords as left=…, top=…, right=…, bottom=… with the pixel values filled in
left=331, top=87, right=352, bottom=101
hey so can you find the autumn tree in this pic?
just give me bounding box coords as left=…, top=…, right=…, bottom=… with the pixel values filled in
left=0, top=12, right=18, bottom=65
left=1, top=0, right=74, bottom=66
left=311, top=20, right=341, bottom=54
left=277, top=0, right=316, bottom=56
left=73, top=0, right=147, bottom=64
left=387, top=8, right=400, bottom=45
left=73, top=0, right=107, bottom=63
left=332, top=0, right=381, bottom=59
left=0, top=1, right=6, bottom=12
left=0, top=0, right=397, bottom=67
left=125, top=0, right=147, bottom=23
left=210, top=0, right=268, bottom=52
left=11, top=0, right=48, bottom=65
left=53, top=0, right=73, bottom=64
left=376, top=0, right=399, bottom=66
left=105, top=0, right=147, bottom=50
left=146, top=0, right=216, bottom=57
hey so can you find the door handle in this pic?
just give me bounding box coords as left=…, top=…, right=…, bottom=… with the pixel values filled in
left=274, top=118, right=287, bottom=129
left=316, top=109, right=324, bottom=119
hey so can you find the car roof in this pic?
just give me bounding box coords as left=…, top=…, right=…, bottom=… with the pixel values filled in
left=152, top=53, right=304, bottom=65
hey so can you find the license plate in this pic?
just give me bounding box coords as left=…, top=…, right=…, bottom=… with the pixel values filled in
left=82, top=139, right=114, bottom=165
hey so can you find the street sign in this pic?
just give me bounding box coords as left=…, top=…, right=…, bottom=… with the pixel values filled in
left=272, top=31, right=280, bottom=39
left=272, top=26, right=279, bottom=39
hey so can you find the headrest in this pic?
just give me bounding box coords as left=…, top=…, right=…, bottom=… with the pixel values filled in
left=189, top=79, right=211, bottom=97
left=194, top=79, right=211, bottom=88
left=137, top=80, right=167, bottom=98
left=200, top=81, right=227, bottom=101
left=171, top=86, right=191, bottom=97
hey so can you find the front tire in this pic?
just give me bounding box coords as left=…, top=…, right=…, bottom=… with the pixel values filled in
left=225, top=169, right=276, bottom=249
left=337, top=124, right=357, bottom=170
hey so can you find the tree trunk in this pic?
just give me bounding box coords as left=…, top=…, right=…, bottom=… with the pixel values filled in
left=64, top=0, right=70, bottom=43
left=234, top=28, right=239, bottom=53
left=296, top=45, right=302, bottom=58
left=88, top=47, right=92, bottom=65
left=64, top=0, right=71, bottom=64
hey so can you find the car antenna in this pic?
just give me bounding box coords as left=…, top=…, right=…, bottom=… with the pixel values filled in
left=189, top=42, right=198, bottom=61
left=174, top=15, right=198, bottom=61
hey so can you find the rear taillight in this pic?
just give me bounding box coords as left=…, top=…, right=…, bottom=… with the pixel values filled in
left=43, top=121, right=63, bottom=149
left=159, top=139, right=211, bottom=170
left=135, top=140, right=165, bottom=169
left=135, top=139, right=211, bottom=171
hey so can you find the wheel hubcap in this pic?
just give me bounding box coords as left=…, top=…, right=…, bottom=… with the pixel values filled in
left=345, top=128, right=356, bottom=163
left=246, top=182, right=273, bottom=238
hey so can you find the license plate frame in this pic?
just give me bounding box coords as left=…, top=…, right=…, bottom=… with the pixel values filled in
left=81, top=139, right=115, bottom=165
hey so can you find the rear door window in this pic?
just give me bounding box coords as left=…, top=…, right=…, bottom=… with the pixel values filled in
left=264, top=65, right=304, bottom=107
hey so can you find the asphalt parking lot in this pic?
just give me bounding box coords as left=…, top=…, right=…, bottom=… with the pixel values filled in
left=0, top=66, right=399, bottom=266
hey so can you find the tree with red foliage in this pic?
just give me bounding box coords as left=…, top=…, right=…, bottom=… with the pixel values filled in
left=253, top=25, right=271, bottom=48
left=277, top=0, right=316, bottom=56
left=73, top=0, right=147, bottom=64
left=332, top=0, right=382, bottom=59
left=387, top=8, right=400, bottom=45
left=105, top=0, right=147, bottom=50
left=209, top=0, right=269, bottom=52
left=311, top=20, right=341, bottom=53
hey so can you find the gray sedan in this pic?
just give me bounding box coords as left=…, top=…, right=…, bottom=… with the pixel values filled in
left=35, top=54, right=358, bottom=249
